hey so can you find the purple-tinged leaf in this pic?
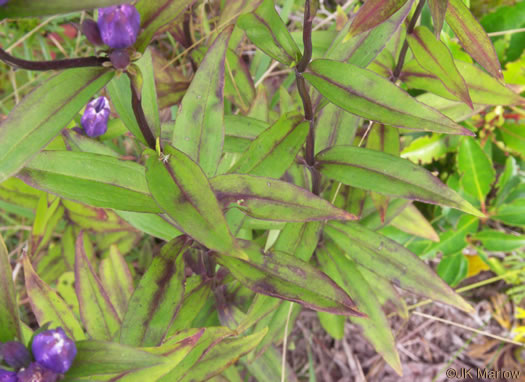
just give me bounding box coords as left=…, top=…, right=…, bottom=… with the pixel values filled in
left=119, top=236, right=189, bottom=347
left=0, top=235, right=21, bottom=342
left=347, top=0, right=409, bottom=39
left=445, top=0, right=502, bottom=79
left=314, top=102, right=360, bottom=154
left=75, top=232, right=121, bottom=340
left=408, top=26, right=473, bottom=108
left=428, top=0, right=448, bottom=36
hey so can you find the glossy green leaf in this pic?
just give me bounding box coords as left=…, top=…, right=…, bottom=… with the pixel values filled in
left=19, top=151, right=160, bottom=213
left=437, top=254, right=468, bottom=287
left=318, top=243, right=402, bottom=375
left=492, top=199, right=525, bottom=227
left=314, top=102, right=359, bottom=154
left=23, top=256, right=86, bottom=340
left=316, top=146, right=483, bottom=216
left=0, top=0, right=127, bottom=17
left=472, top=230, right=525, bottom=252
left=210, top=174, right=355, bottom=222
left=445, top=0, right=502, bottom=79
left=224, top=115, right=269, bottom=153
left=216, top=240, right=363, bottom=316
left=145, top=145, right=236, bottom=253
left=120, top=236, right=188, bottom=347
left=305, top=59, right=471, bottom=135
left=428, top=0, right=448, bottom=36
left=0, top=68, right=113, bottom=183
left=401, top=133, right=454, bottom=165
left=497, top=123, right=525, bottom=157
left=408, top=26, right=472, bottom=108
left=391, top=204, right=440, bottom=242
left=238, top=0, right=301, bottom=66
left=172, top=27, right=233, bottom=177
left=135, top=0, right=195, bottom=51
left=457, top=137, right=495, bottom=206
left=0, top=235, right=21, bottom=342
left=229, top=114, right=308, bottom=178
left=325, top=221, right=473, bottom=313
left=347, top=0, right=409, bottom=39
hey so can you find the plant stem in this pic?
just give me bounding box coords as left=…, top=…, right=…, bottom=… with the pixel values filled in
left=0, top=47, right=108, bottom=71
left=126, top=72, right=157, bottom=150
left=392, top=0, right=426, bottom=81
left=296, top=0, right=320, bottom=195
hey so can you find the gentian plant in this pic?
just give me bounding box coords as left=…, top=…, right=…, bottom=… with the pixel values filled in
left=0, top=0, right=523, bottom=380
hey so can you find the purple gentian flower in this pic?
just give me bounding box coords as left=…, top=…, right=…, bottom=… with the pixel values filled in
left=17, top=362, right=58, bottom=382
left=0, top=341, right=31, bottom=369
left=31, top=328, right=77, bottom=374
left=81, top=96, right=111, bottom=138
left=97, top=5, right=141, bottom=49
left=0, top=369, right=17, bottom=382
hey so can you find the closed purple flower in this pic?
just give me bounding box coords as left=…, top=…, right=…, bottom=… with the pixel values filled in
left=0, top=369, right=17, bottom=382
left=0, top=0, right=8, bottom=6
left=81, top=19, right=104, bottom=46
left=31, top=328, right=76, bottom=374
left=1, top=341, right=31, bottom=369
left=81, top=96, right=111, bottom=137
left=97, top=5, right=140, bottom=49
left=17, top=362, right=58, bottom=382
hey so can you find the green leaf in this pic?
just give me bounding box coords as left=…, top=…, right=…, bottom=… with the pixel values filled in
left=318, top=243, right=402, bottom=376
left=75, top=232, right=120, bottom=340
left=437, top=254, right=468, bottom=287
left=120, top=236, right=188, bottom=347
left=457, top=137, right=495, bottom=206
left=445, top=0, right=502, bottom=79
left=492, top=199, right=525, bottom=227
left=314, top=102, right=359, bottom=154
left=304, top=59, right=471, bottom=135
left=472, top=230, right=525, bottom=252
left=401, top=133, right=453, bottom=165
left=19, top=151, right=160, bottom=213
left=273, top=222, right=322, bottom=262
left=224, top=115, right=269, bottom=153
left=0, top=68, right=113, bottom=183
left=172, top=27, right=233, bottom=177
left=316, top=145, right=483, bottom=217
left=145, top=145, right=237, bottom=254
left=0, top=234, right=21, bottom=342
left=216, top=240, right=364, bottom=316
left=225, top=49, right=256, bottom=113
left=23, top=256, right=86, bottom=340
left=416, top=94, right=485, bottom=122
left=317, top=311, right=345, bottom=340
left=115, top=210, right=182, bottom=241
left=391, top=204, right=440, bottom=242
left=347, top=0, right=409, bottom=39
left=0, top=0, right=127, bottom=17
left=427, top=0, right=448, bottom=36
left=497, top=123, right=525, bottom=157
left=62, top=129, right=119, bottom=157
left=135, top=0, right=195, bottom=51
left=238, top=0, right=301, bottom=66
left=66, top=340, right=164, bottom=379
left=136, top=49, right=161, bottom=138
left=99, top=245, right=134, bottom=319
left=407, top=26, right=472, bottom=108
left=210, top=174, right=355, bottom=222
left=325, top=221, right=473, bottom=313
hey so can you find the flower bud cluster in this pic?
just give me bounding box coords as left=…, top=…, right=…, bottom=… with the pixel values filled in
left=80, top=96, right=111, bottom=138
left=0, top=327, right=77, bottom=382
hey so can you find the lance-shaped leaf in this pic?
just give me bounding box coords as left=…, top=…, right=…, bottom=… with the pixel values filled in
left=273, top=222, right=322, bottom=262
left=224, top=115, right=269, bottom=154
left=216, top=240, right=364, bottom=316
left=445, top=0, right=502, bottom=79
left=0, top=68, right=113, bottom=183
left=401, top=59, right=523, bottom=106
left=119, top=237, right=188, bottom=347
left=408, top=26, right=472, bottom=108
left=18, top=151, right=160, bottom=213
left=225, top=49, right=256, bottom=113
left=0, top=0, right=127, bottom=17
left=304, top=59, right=471, bottom=135
left=23, top=256, right=85, bottom=340
left=238, top=0, right=301, bottom=66
left=75, top=233, right=121, bottom=341
left=135, top=0, right=196, bottom=51
left=325, top=221, right=473, bottom=313
left=229, top=114, right=308, bottom=178
left=428, top=0, right=448, bottom=36
left=0, top=235, right=21, bottom=342
left=66, top=340, right=164, bottom=379
left=210, top=174, right=355, bottom=222
left=172, top=27, right=233, bottom=177
left=145, top=145, right=236, bottom=254
left=314, top=102, right=360, bottom=154
left=472, top=230, right=525, bottom=252
left=457, top=137, right=495, bottom=207
left=318, top=243, right=402, bottom=376
left=316, top=145, right=483, bottom=217
left=347, top=0, right=409, bottom=39
left=391, top=204, right=440, bottom=242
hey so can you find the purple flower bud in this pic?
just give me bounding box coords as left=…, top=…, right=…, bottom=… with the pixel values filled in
left=109, top=49, right=130, bottom=69
left=81, top=96, right=111, bottom=138
left=81, top=19, right=104, bottom=46
left=17, top=362, right=58, bottom=382
left=0, top=369, right=17, bottom=382
left=97, top=5, right=141, bottom=49
left=0, top=0, right=8, bottom=6
left=1, top=341, right=31, bottom=369
left=31, top=328, right=77, bottom=374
